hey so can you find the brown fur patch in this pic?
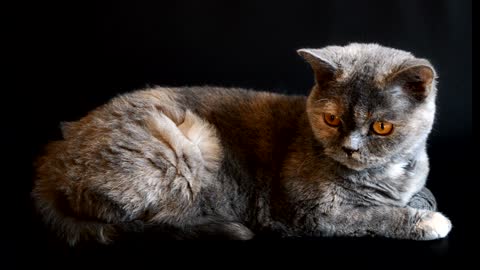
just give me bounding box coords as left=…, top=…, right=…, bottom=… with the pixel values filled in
left=306, top=88, right=343, bottom=141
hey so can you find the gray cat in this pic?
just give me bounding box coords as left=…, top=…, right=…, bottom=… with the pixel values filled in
left=32, top=43, right=451, bottom=245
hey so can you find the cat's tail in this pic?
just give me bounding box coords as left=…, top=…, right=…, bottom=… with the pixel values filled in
left=136, top=218, right=255, bottom=241
left=31, top=184, right=125, bottom=246
left=32, top=184, right=254, bottom=245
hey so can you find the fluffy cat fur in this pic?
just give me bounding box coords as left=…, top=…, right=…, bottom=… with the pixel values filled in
left=32, top=43, right=451, bottom=245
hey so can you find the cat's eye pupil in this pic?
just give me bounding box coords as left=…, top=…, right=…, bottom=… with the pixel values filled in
left=372, top=121, right=393, bottom=136
left=324, top=113, right=341, bottom=127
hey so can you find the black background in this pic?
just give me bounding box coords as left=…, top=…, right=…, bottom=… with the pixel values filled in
left=7, top=0, right=471, bottom=263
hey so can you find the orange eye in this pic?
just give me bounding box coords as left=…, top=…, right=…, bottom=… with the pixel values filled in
left=324, top=113, right=341, bottom=127
left=372, top=121, right=394, bottom=135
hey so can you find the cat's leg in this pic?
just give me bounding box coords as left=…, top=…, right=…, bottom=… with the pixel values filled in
left=317, top=205, right=451, bottom=240
left=138, top=109, right=223, bottom=213
left=407, top=187, right=437, bottom=211
left=33, top=89, right=229, bottom=246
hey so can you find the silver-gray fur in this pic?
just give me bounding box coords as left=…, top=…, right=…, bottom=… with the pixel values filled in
left=32, top=43, right=451, bottom=245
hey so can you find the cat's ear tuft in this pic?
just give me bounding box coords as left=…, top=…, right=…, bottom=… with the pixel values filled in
left=389, top=59, right=437, bottom=101
left=297, top=49, right=338, bottom=86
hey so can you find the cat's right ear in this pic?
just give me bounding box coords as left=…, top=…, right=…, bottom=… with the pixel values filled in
left=386, top=59, right=437, bottom=101
left=297, top=49, right=338, bottom=86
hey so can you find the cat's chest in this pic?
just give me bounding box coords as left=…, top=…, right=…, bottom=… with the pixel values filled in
left=335, top=160, right=425, bottom=206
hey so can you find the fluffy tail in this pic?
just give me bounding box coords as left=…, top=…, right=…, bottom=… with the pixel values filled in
left=31, top=186, right=123, bottom=246
left=32, top=186, right=253, bottom=245
left=138, top=218, right=255, bottom=240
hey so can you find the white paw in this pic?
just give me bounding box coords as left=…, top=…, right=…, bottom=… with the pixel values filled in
left=415, top=212, right=452, bottom=240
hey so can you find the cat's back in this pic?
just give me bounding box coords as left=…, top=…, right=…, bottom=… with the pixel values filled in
left=73, top=86, right=305, bottom=124
left=32, top=85, right=307, bottom=244
left=168, top=86, right=309, bottom=166
left=84, top=85, right=308, bottom=161
left=52, top=85, right=307, bottom=171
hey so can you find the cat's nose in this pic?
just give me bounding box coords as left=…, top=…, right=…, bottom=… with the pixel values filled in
left=342, top=147, right=359, bottom=157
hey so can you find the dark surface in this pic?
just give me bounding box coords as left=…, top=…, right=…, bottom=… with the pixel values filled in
left=7, top=0, right=471, bottom=263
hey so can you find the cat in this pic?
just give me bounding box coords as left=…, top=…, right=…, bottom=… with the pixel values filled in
left=32, top=43, right=451, bottom=245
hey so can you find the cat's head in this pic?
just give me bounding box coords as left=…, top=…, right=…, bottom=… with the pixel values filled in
left=299, top=43, right=437, bottom=171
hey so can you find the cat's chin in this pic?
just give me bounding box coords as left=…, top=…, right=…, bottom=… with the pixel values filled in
left=333, top=155, right=390, bottom=171
left=329, top=154, right=370, bottom=171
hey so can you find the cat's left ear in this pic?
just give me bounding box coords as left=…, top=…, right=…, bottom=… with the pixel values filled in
left=297, top=49, right=338, bottom=87
left=388, top=59, right=437, bottom=101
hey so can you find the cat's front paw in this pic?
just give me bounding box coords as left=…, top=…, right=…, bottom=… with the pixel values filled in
left=414, top=211, right=452, bottom=240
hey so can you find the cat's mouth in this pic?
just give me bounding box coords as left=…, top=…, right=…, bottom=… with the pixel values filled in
left=338, top=156, right=367, bottom=171
left=325, top=148, right=370, bottom=171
